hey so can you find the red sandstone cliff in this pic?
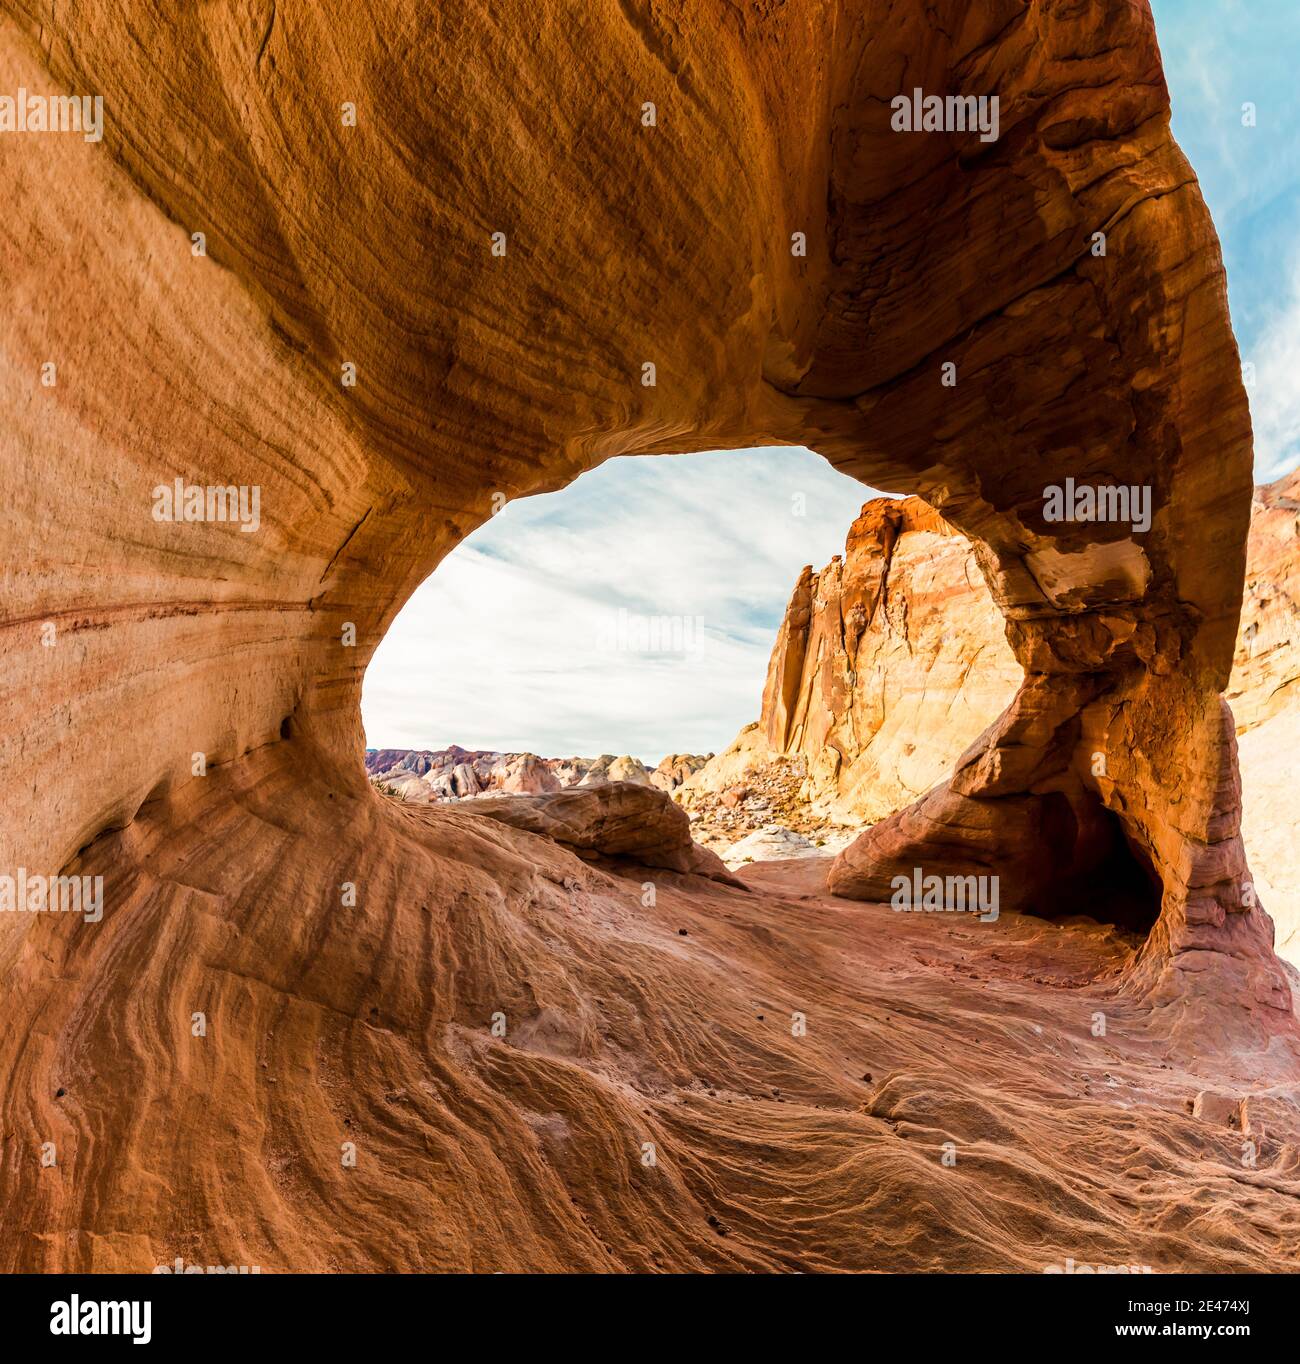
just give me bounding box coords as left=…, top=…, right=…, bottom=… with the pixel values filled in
left=757, top=497, right=1022, bottom=823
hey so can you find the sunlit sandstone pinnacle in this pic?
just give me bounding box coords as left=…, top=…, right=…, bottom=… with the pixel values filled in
left=1229, top=468, right=1300, bottom=963
left=1, top=1, right=1297, bottom=1272
left=676, top=496, right=1021, bottom=841
left=757, top=496, right=1023, bottom=825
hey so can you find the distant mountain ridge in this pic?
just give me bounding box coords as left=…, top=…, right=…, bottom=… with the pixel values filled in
left=365, top=744, right=711, bottom=801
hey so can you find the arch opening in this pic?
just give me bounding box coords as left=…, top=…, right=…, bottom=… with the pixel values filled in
left=359, top=446, right=875, bottom=776
left=357, top=444, right=1166, bottom=947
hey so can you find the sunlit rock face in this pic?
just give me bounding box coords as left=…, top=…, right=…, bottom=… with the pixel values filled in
left=0, top=0, right=1273, bottom=995
left=1230, top=469, right=1300, bottom=733
left=650, top=754, right=712, bottom=793
left=0, top=0, right=1293, bottom=1272
left=677, top=497, right=1021, bottom=849
left=366, top=747, right=651, bottom=799
left=1230, top=470, right=1300, bottom=964
left=471, top=782, right=744, bottom=886
left=758, top=497, right=1023, bottom=826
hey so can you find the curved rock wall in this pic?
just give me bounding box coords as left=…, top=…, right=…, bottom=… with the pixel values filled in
left=0, top=0, right=1293, bottom=1269
left=1, top=1, right=1275, bottom=1003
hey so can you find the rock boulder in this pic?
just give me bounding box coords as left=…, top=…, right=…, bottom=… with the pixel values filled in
left=470, top=782, right=745, bottom=887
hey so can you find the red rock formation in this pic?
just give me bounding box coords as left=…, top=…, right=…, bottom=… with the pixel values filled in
left=1230, top=469, right=1300, bottom=962
left=650, top=753, right=712, bottom=793
left=758, top=497, right=1022, bottom=823
left=742, top=477, right=1298, bottom=970
left=582, top=755, right=652, bottom=787
left=812, top=479, right=1298, bottom=1001
left=702, top=480, right=1298, bottom=988
left=0, top=0, right=1269, bottom=986
left=0, top=0, right=1294, bottom=1272
left=1230, top=468, right=1300, bottom=731
left=367, top=746, right=652, bottom=799
left=493, top=753, right=565, bottom=795
left=7, top=738, right=1300, bottom=1272
left=471, top=782, right=743, bottom=886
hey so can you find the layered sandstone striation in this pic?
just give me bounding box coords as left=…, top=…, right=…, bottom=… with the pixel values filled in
left=0, top=0, right=1295, bottom=1272
left=0, top=0, right=1277, bottom=1005
left=4, top=740, right=1300, bottom=1272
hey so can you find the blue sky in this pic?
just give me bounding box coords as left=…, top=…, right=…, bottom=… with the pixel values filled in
left=1152, top=0, right=1300, bottom=479
left=362, top=448, right=873, bottom=758
left=363, top=2, right=1299, bottom=760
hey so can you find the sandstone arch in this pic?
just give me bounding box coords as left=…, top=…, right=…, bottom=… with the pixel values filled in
left=0, top=0, right=1293, bottom=1270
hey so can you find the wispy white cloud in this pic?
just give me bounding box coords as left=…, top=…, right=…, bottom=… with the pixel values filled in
left=1248, top=247, right=1300, bottom=480
left=1153, top=0, right=1300, bottom=485
left=361, top=447, right=879, bottom=762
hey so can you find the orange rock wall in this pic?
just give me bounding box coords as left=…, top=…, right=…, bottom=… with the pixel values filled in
left=759, top=497, right=1023, bottom=824
left=0, top=0, right=1291, bottom=1270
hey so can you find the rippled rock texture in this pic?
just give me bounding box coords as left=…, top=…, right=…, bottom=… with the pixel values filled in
left=0, top=0, right=1295, bottom=1271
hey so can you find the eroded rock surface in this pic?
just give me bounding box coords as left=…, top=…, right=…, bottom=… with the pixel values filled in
left=691, top=476, right=1296, bottom=986
left=804, top=480, right=1299, bottom=978
left=742, top=479, right=1297, bottom=989
left=1230, top=469, right=1300, bottom=731
left=1, top=742, right=1296, bottom=1271
left=689, top=498, right=1022, bottom=828
left=470, top=782, right=743, bottom=886
left=650, top=753, right=712, bottom=793
left=0, top=0, right=1277, bottom=1007
left=1231, top=469, right=1300, bottom=963
left=0, top=0, right=1294, bottom=1272
left=367, top=746, right=650, bottom=800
